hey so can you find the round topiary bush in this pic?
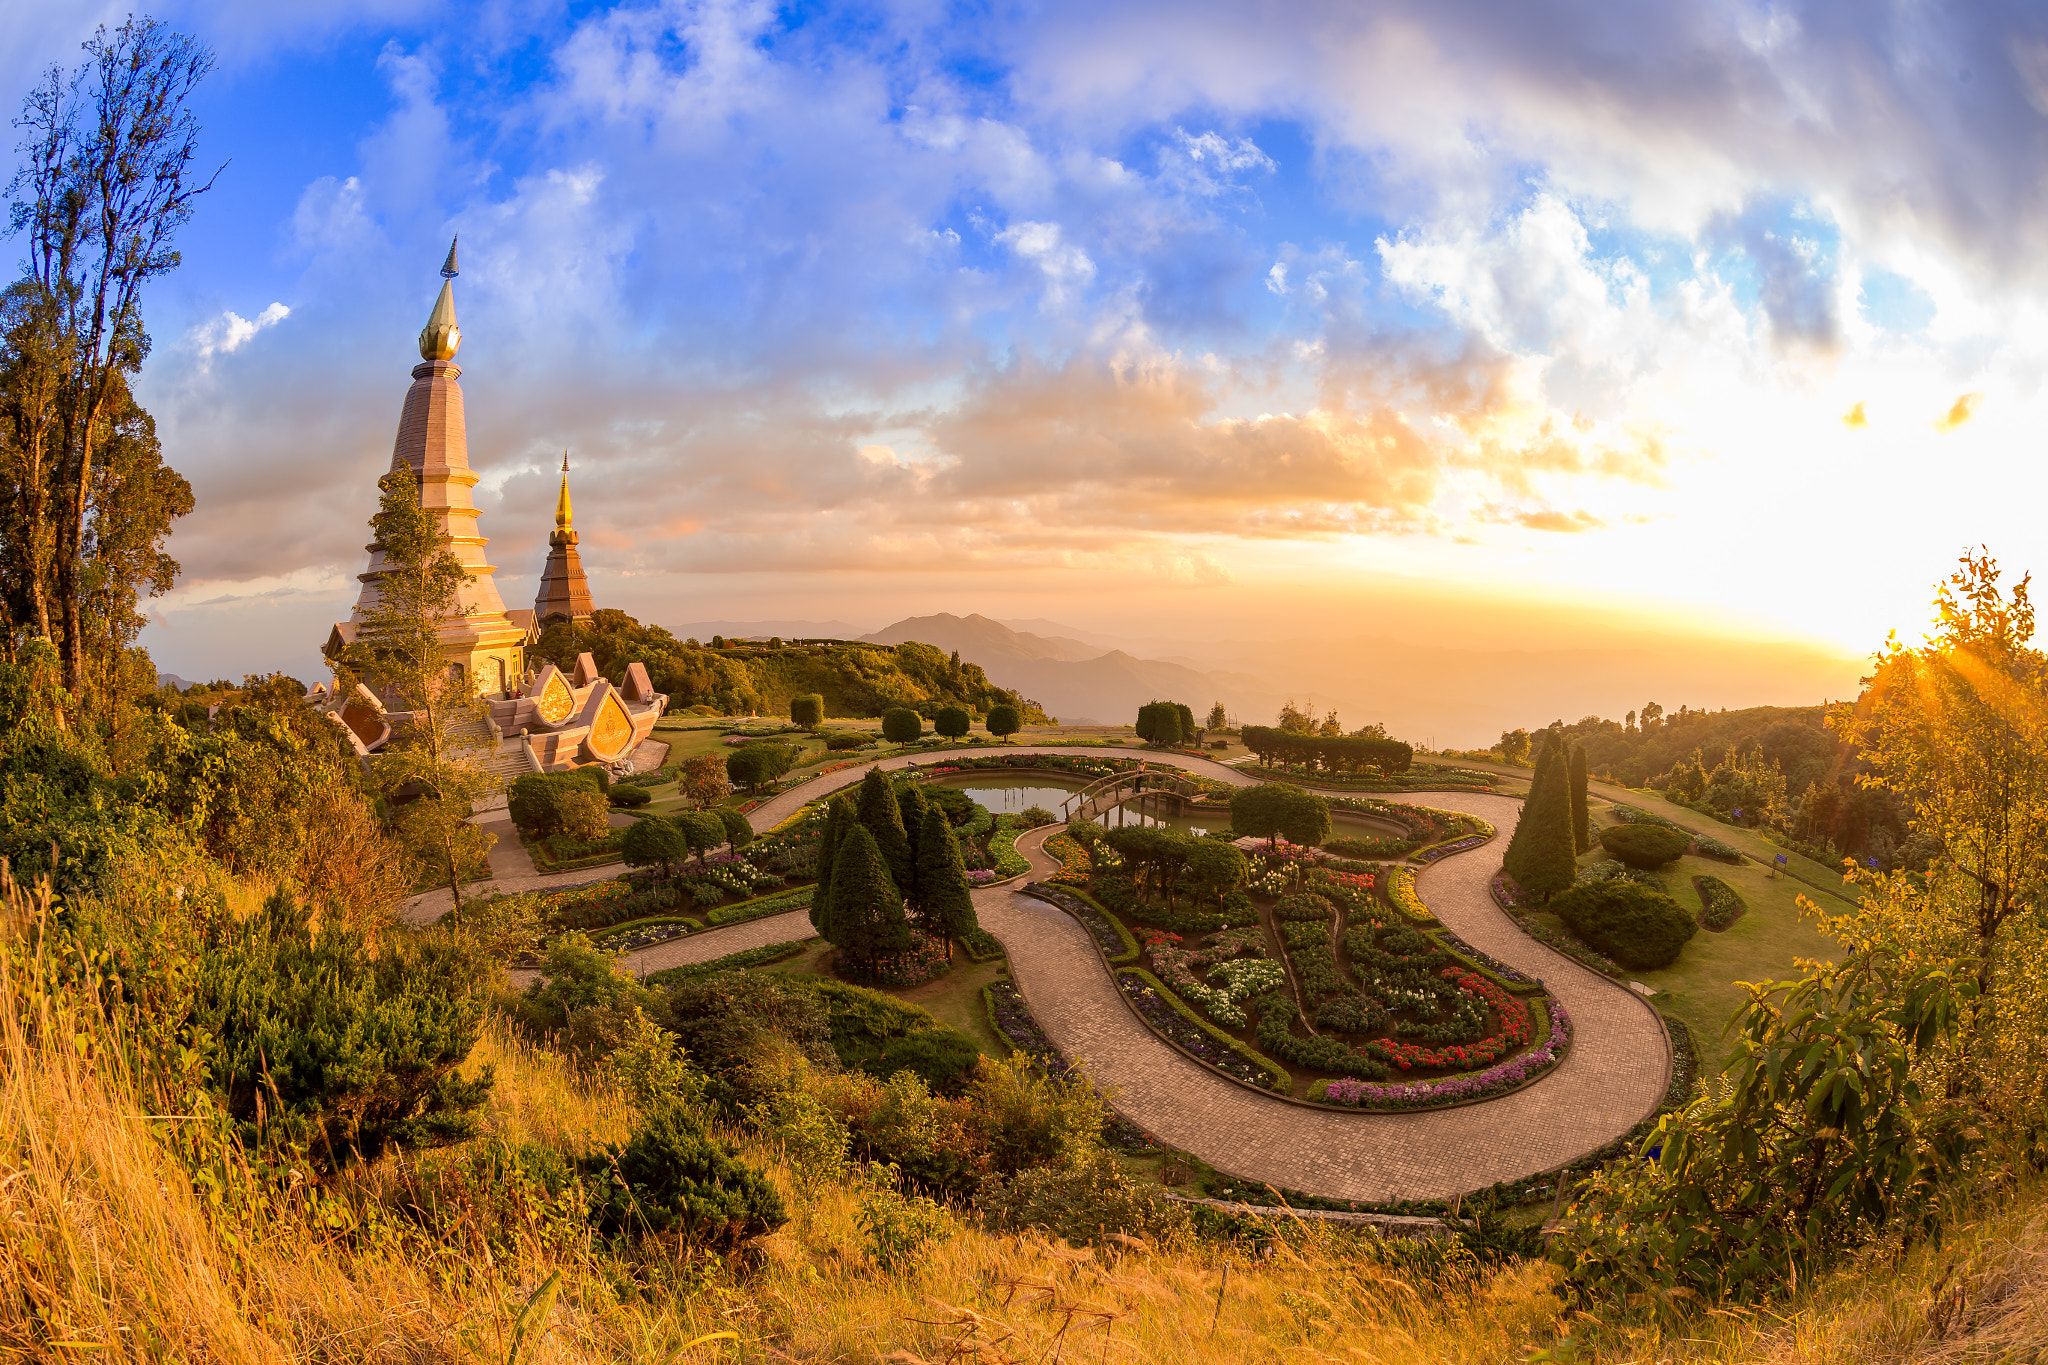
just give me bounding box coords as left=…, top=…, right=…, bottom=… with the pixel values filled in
left=1597, top=822, right=1692, bottom=869
left=825, top=731, right=874, bottom=751
left=933, top=705, right=971, bottom=739
left=881, top=707, right=924, bottom=744
left=609, top=785, right=652, bottom=807
left=1549, top=879, right=1698, bottom=970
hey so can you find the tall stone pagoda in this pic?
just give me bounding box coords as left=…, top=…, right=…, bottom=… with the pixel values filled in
left=324, top=238, right=533, bottom=696
left=533, top=453, right=596, bottom=625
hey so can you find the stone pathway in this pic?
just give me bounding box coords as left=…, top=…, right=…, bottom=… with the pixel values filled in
left=478, top=746, right=1671, bottom=1199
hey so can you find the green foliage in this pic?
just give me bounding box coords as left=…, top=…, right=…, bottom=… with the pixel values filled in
left=1135, top=700, right=1185, bottom=746
left=819, top=822, right=912, bottom=969
left=1693, top=874, right=1746, bottom=930
left=1550, top=879, right=1698, bottom=970
left=191, top=894, right=494, bottom=1163
left=914, top=803, right=980, bottom=942
left=1229, top=782, right=1332, bottom=846
left=894, top=778, right=931, bottom=907
left=824, top=731, right=873, bottom=751
left=507, top=769, right=605, bottom=835
left=658, top=969, right=836, bottom=1085
left=980, top=1150, right=1189, bottom=1247
left=1599, top=822, right=1693, bottom=868
left=1018, top=805, right=1056, bottom=828
left=673, top=808, right=727, bottom=862
left=587, top=1102, right=786, bottom=1247
left=725, top=740, right=794, bottom=792
left=1239, top=725, right=1413, bottom=774
left=1558, top=952, right=1977, bottom=1312
left=1569, top=742, right=1591, bottom=854
left=985, top=703, right=1021, bottom=739
left=933, top=705, right=970, bottom=738
left=856, top=766, right=913, bottom=891
left=620, top=816, right=689, bottom=876
left=717, top=806, right=754, bottom=849
left=1503, top=737, right=1576, bottom=899
left=789, top=692, right=824, bottom=728
left=881, top=706, right=923, bottom=744
left=608, top=784, right=652, bottom=807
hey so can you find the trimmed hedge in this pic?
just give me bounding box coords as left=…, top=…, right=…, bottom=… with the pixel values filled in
left=1598, top=823, right=1692, bottom=869
left=1693, top=874, right=1746, bottom=930
left=1550, top=879, right=1697, bottom=970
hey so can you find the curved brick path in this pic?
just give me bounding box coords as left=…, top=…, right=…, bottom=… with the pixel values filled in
left=590, top=752, right=1670, bottom=1200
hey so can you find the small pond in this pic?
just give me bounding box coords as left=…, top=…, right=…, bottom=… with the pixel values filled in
left=927, top=773, right=1399, bottom=842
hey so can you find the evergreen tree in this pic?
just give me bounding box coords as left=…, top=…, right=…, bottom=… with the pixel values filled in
left=1504, top=736, right=1577, bottom=899
left=915, top=803, right=979, bottom=943
left=823, top=823, right=912, bottom=972
left=856, top=766, right=912, bottom=891
left=1569, top=742, right=1591, bottom=854
left=810, top=794, right=855, bottom=933
left=894, top=778, right=930, bottom=909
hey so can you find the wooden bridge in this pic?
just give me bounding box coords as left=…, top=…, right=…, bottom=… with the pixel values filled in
left=1059, top=767, right=1204, bottom=823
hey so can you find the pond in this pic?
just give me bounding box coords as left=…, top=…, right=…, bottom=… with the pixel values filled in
left=928, top=773, right=1400, bottom=842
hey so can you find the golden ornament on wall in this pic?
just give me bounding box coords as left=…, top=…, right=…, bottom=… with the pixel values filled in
left=538, top=670, right=575, bottom=724
left=590, top=689, right=634, bottom=760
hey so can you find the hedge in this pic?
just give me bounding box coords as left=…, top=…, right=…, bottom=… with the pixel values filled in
left=1550, top=879, right=1697, bottom=970
left=1597, top=823, right=1692, bottom=869
left=1384, top=867, right=1438, bottom=925
left=1693, top=874, right=1746, bottom=931
left=704, top=886, right=814, bottom=926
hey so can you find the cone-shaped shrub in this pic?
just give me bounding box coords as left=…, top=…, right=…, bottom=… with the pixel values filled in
left=822, top=822, right=911, bottom=971
left=857, top=766, right=913, bottom=891
left=915, top=803, right=979, bottom=941
left=1569, top=742, right=1591, bottom=854
left=811, top=794, right=856, bottom=932
left=1504, top=736, right=1576, bottom=899
left=894, top=779, right=930, bottom=909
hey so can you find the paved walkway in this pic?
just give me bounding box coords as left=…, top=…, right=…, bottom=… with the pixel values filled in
left=561, top=750, right=1669, bottom=1200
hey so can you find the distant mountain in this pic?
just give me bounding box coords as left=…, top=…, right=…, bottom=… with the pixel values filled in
left=156, top=672, right=194, bottom=692
left=667, top=619, right=871, bottom=642
left=865, top=613, right=1102, bottom=665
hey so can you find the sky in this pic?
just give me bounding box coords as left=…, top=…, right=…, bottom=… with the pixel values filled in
left=9, top=0, right=2048, bottom=716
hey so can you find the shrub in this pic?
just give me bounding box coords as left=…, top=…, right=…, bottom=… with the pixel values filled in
left=1314, top=991, right=1387, bottom=1035
left=1229, top=783, right=1332, bottom=846
left=717, top=806, right=754, bottom=849
left=620, top=816, right=689, bottom=875
left=825, top=731, right=873, bottom=751
left=1694, top=874, right=1746, bottom=930
left=1550, top=879, right=1698, bottom=970
left=1018, top=805, right=1057, bottom=828
left=507, top=768, right=603, bottom=834
left=1692, top=833, right=1742, bottom=862
left=980, top=1150, right=1189, bottom=1247
left=985, top=703, right=1021, bottom=740
left=790, top=693, right=824, bottom=728
left=881, top=707, right=924, bottom=744
left=1274, top=892, right=1335, bottom=922
left=587, top=1103, right=786, bottom=1246
left=727, top=741, right=795, bottom=792
left=1599, top=823, right=1692, bottom=868
left=933, top=706, right=970, bottom=738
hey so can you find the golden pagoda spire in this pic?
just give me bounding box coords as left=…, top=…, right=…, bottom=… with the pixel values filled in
left=555, top=452, right=573, bottom=529
left=418, top=237, right=461, bottom=360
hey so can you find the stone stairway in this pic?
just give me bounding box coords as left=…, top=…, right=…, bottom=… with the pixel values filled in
left=447, top=712, right=532, bottom=789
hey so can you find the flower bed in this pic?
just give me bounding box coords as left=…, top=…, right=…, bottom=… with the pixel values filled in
left=1430, top=927, right=1542, bottom=990
left=1411, top=833, right=1489, bottom=864
left=1367, top=969, right=1531, bottom=1071
left=1116, top=970, right=1288, bottom=1090
left=1490, top=870, right=1536, bottom=912
left=988, top=816, right=1031, bottom=878
left=1693, top=874, right=1746, bottom=930
left=1384, top=867, right=1437, bottom=925
left=591, top=915, right=703, bottom=952
left=1043, top=832, right=1092, bottom=886
left=1690, top=833, right=1742, bottom=863
left=958, top=927, right=1004, bottom=962
left=1318, top=999, right=1571, bottom=1110
left=1145, top=929, right=1282, bottom=1028
left=704, top=886, right=813, bottom=926
left=838, top=933, right=952, bottom=986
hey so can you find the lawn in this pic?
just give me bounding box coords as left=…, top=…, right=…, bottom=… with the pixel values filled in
left=765, top=939, right=1016, bottom=1058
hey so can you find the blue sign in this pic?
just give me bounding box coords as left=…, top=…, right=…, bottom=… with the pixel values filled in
left=1775, top=854, right=1787, bottom=866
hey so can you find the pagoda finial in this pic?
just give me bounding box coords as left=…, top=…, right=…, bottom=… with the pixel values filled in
left=441, top=235, right=459, bottom=278
left=418, top=243, right=462, bottom=361
left=555, top=452, right=574, bottom=530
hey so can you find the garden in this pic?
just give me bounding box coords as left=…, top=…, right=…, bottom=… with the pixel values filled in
left=1033, top=784, right=1569, bottom=1111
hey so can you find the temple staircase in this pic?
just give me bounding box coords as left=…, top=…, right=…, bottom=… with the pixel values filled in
left=446, top=712, right=533, bottom=790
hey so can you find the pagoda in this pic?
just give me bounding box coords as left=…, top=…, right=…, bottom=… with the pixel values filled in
left=533, top=453, right=596, bottom=624
left=324, top=238, right=533, bottom=696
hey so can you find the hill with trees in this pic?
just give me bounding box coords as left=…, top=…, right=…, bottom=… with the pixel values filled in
left=531, top=609, right=1050, bottom=722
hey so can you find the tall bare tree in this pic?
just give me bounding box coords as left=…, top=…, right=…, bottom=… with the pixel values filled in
left=3, top=17, right=215, bottom=701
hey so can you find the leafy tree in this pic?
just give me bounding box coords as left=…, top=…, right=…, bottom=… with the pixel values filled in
left=914, top=803, right=979, bottom=942
left=3, top=18, right=215, bottom=703
left=881, top=706, right=923, bottom=744
left=1182, top=838, right=1249, bottom=905
left=717, top=806, right=753, bottom=850
left=1206, top=702, right=1227, bottom=730
left=679, top=751, right=729, bottom=806
left=1503, top=737, right=1575, bottom=899
left=622, top=815, right=689, bottom=877
left=790, top=693, right=823, bottom=729
left=857, top=765, right=913, bottom=890
left=674, top=808, right=727, bottom=864
left=933, top=705, right=970, bottom=738
left=1228, top=782, right=1331, bottom=846
left=985, top=703, right=1021, bottom=741
left=1496, top=729, right=1532, bottom=765
left=726, top=740, right=793, bottom=792
left=1569, top=742, right=1591, bottom=853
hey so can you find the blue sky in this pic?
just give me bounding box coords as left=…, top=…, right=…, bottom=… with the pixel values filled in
left=9, top=0, right=2048, bottom=689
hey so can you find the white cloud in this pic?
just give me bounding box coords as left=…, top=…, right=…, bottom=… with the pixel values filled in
left=996, top=220, right=1097, bottom=308
left=187, top=303, right=291, bottom=371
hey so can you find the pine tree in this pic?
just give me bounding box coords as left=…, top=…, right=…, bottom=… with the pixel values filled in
left=811, top=794, right=856, bottom=933
left=894, top=779, right=930, bottom=910
left=1568, top=742, right=1591, bottom=854
left=824, top=823, right=912, bottom=973
left=856, top=766, right=912, bottom=891
left=915, top=803, right=979, bottom=944
left=1504, top=736, right=1577, bottom=900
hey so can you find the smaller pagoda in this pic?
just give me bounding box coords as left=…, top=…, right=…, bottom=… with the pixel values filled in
left=533, top=453, right=596, bottom=625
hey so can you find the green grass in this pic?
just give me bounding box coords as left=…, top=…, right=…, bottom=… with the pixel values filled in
left=1568, top=825, right=1854, bottom=1074
left=767, top=941, right=1015, bottom=1057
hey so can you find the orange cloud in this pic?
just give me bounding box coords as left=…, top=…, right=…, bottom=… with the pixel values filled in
left=1936, top=392, right=1981, bottom=431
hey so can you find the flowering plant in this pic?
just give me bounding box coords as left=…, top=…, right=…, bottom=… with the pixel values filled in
left=1323, top=1000, right=1570, bottom=1110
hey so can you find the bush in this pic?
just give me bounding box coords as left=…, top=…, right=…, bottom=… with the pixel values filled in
left=825, top=732, right=873, bottom=751
left=507, top=769, right=603, bottom=834
left=1694, top=874, right=1746, bottom=930
left=718, top=806, right=754, bottom=849
left=726, top=741, right=794, bottom=792
left=881, top=707, right=923, bottom=744
left=621, top=815, right=690, bottom=874
left=985, top=704, right=1021, bottom=740
left=1598, top=823, right=1692, bottom=869
left=609, top=784, right=652, bottom=807
left=1229, top=783, right=1331, bottom=846
left=1314, top=991, right=1387, bottom=1034
left=1550, top=879, right=1698, bottom=970
left=1274, top=892, right=1335, bottom=922
left=587, top=1103, right=787, bottom=1246
left=1018, top=805, right=1057, bottom=828
left=980, top=1150, right=1189, bottom=1247
left=933, top=706, right=970, bottom=738
left=555, top=787, right=612, bottom=842
left=790, top=693, right=824, bottom=728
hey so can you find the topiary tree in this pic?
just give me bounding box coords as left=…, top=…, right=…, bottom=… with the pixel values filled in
left=1228, top=782, right=1331, bottom=846
left=1503, top=737, right=1576, bottom=899
left=1598, top=823, right=1691, bottom=868
left=1550, top=879, right=1698, bottom=969
left=1134, top=701, right=1183, bottom=747
left=588, top=1102, right=787, bottom=1247
left=716, top=806, right=754, bottom=851
left=811, top=794, right=856, bottom=931
left=674, top=808, right=728, bottom=864
left=1182, top=837, right=1249, bottom=905
left=790, top=693, right=824, bottom=729
left=1175, top=702, right=1197, bottom=743
left=856, top=765, right=913, bottom=891
left=820, top=822, right=911, bottom=972
left=894, top=779, right=930, bottom=907
left=914, top=802, right=979, bottom=943
left=933, top=705, right=970, bottom=739
left=881, top=707, right=923, bottom=744
left=1569, top=742, right=1591, bottom=854
left=985, top=703, right=1021, bottom=741
left=726, top=741, right=793, bottom=792
left=621, top=815, right=689, bottom=877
